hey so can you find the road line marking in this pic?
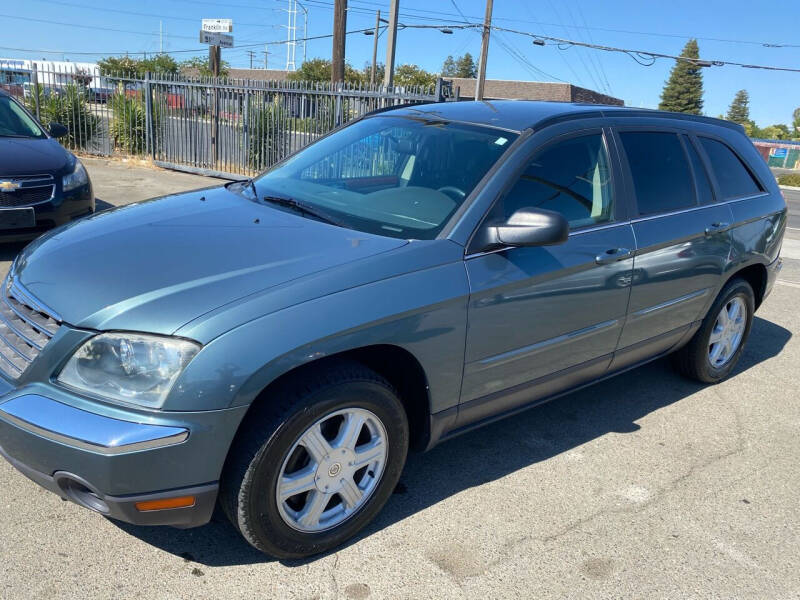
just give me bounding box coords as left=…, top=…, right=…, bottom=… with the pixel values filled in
left=787, top=227, right=800, bottom=231
left=776, top=280, right=800, bottom=289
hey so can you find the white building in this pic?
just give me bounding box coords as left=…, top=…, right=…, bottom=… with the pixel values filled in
left=0, top=58, right=101, bottom=94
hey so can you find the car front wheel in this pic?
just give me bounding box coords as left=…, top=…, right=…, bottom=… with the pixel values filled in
left=220, top=361, right=409, bottom=559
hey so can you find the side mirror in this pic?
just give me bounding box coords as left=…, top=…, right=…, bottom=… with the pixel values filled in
left=48, top=123, right=68, bottom=138
left=483, top=207, right=569, bottom=249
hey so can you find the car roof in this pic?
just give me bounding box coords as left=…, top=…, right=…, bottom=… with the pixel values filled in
left=378, top=100, right=742, bottom=133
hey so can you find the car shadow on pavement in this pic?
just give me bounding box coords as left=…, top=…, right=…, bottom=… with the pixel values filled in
left=111, top=315, right=791, bottom=567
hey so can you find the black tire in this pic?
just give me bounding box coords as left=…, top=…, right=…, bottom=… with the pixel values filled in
left=219, top=361, right=409, bottom=559
left=672, top=278, right=755, bottom=383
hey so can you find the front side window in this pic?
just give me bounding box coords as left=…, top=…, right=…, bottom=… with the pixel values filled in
left=254, top=116, right=517, bottom=240
left=501, top=133, right=614, bottom=229
left=0, top=96, right=44, bottom=139
left=620, top=131, right=695, bottom=215
left=698, top=137, right=762, bottom=200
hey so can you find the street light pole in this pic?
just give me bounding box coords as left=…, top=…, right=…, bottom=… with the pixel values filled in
left=383, top=0, right=399, bottom=87
left=475, top=0, right=493, bottom=101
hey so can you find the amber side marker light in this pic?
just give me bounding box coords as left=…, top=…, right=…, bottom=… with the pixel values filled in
left=135, top=496, right=196, bottom=512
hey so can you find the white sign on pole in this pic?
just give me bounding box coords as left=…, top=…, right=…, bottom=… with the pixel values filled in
left=202, top=19, right=233, bottom=33
left=199, top=31, right=234, bottom=48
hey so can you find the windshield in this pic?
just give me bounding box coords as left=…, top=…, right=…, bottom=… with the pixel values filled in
left=253, top=115, right=517, bottom=240
left=0, top=96, right=45, bottom=138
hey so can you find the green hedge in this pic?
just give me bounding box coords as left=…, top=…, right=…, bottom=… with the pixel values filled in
left=777, top=173, right=800, bottom=187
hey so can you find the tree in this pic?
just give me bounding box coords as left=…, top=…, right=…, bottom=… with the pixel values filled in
left=726, top=90, right=750, bottom=124
left=393, top=64, right=437, bottom=88
left=793, top=107, right=800, bottom=134
left=98, top=55, right=179, bottom=77
left=760, top=124, right=791, bottom=140
left=287, top=58, right=363, bottom=84
left=179, top=56, right=230, bottom=77
left=455, top=53, right=477, bottom=78
left=441, top=55, right=457, bottom=76
left=658, top=39, right=704, bottom=115
left=441, top=53, right=477, bottom=78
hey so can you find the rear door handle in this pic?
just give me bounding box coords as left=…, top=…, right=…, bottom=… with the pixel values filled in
left=705, top=222, right=731, bottom=236
left=595, top=247, right=633, bottom=265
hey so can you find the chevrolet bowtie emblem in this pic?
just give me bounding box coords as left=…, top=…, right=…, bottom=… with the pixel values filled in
left=0, top=181, right=21, bottom=192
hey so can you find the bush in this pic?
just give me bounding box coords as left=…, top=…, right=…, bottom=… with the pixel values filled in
left=248, top=98, right=290, bottom=171
left=25, top=83, right=99, bottom=149
left=777, top=173, right=800, bottom=187
left=108, top=93, right=161, bottom=155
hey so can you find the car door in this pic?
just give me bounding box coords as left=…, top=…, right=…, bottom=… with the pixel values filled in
left=457, top=127, right=636, bottom=427
left=611, top=126, right=734, bottom=370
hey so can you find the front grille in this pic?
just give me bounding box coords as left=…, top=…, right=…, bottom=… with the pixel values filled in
left=0, top=174, right=55, bottom=208
left=0, top=278, right=61, bottom=380
left=0, top=186, right=54, bottom=207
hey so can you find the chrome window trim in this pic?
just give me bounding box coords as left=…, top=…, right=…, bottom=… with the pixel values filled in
left=0, top=394, right=189, bottom=455
left=630, top=192, right=770, bottom=225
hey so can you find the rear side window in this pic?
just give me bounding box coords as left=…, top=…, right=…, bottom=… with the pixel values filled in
left=502, top=133, right=614, bottom=229
left=684, top=136, right=714, bottom=205
left=698, top=137, right=762, bottom=200
left=620, top=132, right=695, bottom=215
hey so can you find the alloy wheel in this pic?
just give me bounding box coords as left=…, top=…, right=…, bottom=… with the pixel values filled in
left=708, top=296, right=747, bottom=368
left=275, top=407, right=388, bottom=533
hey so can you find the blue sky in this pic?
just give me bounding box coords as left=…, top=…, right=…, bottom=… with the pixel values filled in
left=1, top=0, right=799, bottom=126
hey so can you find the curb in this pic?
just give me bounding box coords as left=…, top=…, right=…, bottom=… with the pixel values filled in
left=779, top=185, right=800, bottom=191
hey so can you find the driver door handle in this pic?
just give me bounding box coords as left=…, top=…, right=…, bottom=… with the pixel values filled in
left=705, top=222, right=731, bottom=236
left=595, top=247, right=633, bottom=265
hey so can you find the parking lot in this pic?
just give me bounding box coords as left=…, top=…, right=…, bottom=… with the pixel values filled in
left=0, top=161, right=799, bottom=599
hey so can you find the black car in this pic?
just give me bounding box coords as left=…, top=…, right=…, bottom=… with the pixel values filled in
left=0, top=89, right=94, bottom=241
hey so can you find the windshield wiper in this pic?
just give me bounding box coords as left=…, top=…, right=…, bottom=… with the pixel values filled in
left=0, top=134, right=35, bottom=138
left=262, top=194, right=348, bottom=229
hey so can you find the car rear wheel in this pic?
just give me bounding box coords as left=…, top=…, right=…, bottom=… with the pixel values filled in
left=219, top=361, right=409, bottom=559
left=673, top=278, right=755, bottom=383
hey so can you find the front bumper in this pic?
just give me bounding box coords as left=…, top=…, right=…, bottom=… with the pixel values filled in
left=0, top=182, right=94, bottom=242
left=0, top=386, right=248, bottom=528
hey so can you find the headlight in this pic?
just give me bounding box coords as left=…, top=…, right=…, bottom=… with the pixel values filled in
left=57, top=333, right=200, bottom=408
left=62, top=160, right=89, bottom=192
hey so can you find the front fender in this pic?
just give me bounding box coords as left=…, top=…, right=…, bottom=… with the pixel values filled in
left=166, top=261, right=469, bottom=412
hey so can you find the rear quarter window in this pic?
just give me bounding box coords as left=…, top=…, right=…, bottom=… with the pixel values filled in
left=698, top=137, right=762, bottom=200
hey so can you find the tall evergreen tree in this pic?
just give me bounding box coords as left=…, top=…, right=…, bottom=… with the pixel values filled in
left=726, top=90, right=750, bottom=124
left=658, top=39, right=704, bottom=115
left=441, top=55, right=457, bottom=77
left=455, top=53, right=477, bottom=78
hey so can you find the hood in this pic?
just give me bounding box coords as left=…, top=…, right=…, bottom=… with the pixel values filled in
left=0, top=137, right=72, bottom=176
left=14, top=186, right=407, bottom=335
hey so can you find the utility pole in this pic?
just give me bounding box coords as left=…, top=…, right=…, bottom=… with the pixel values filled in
left=159, top=21, right=163, bottom=54
left=264, top=46, right=269, bottom=69
left=370, top=10, right=380, bottom=85
left=383, top=0, right=398, bottom=87
left=331, top=0, right=347, bottom=83
left=475, top=0, right=493, bottom=101
left=247, top=50, right=256, bottom=69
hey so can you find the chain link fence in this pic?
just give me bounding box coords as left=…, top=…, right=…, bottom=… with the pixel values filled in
left=7, top=63, right=455, bottom=178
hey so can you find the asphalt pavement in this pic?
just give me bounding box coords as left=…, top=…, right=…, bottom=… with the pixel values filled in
left=0, top=162, right=798, bottom=599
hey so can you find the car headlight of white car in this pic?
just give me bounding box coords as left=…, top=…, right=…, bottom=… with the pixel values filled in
left=57, top=333, right=201, bottom=408
left=62, top=160, right=89, bottom=192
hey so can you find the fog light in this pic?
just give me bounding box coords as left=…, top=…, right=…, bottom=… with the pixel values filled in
left=135, top=496, right=196, bottom=512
